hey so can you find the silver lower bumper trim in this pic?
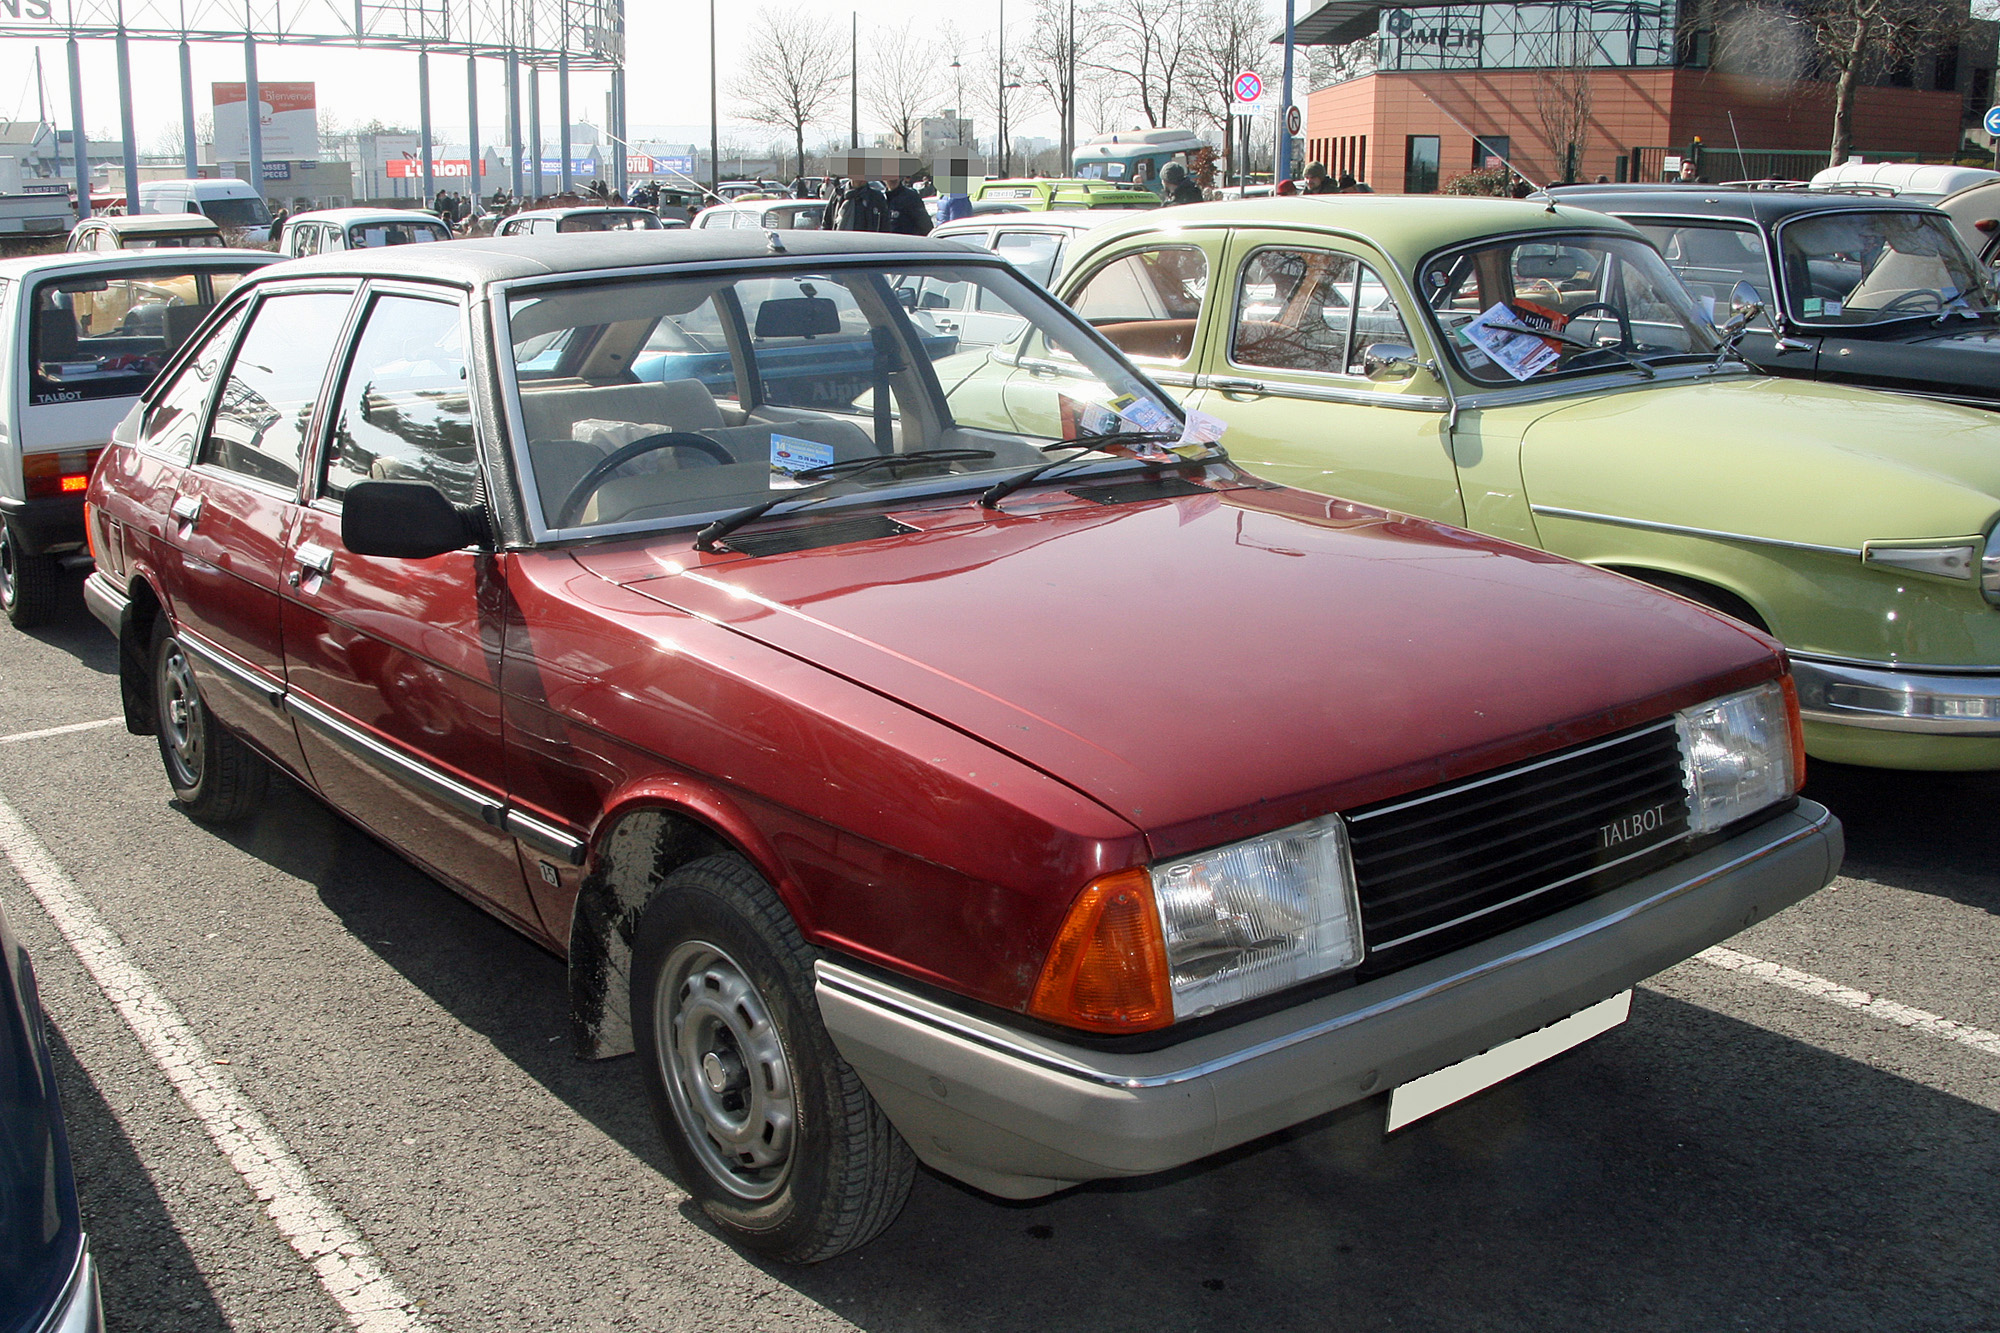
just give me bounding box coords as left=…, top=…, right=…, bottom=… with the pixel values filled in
left=1793, top=654, right=2000, bottom=734
left=80, top=571, right=127, bottom=639
left=817, top=801, right=1840, bottom=1199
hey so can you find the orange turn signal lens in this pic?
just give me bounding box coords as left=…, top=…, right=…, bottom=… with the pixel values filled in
left=1780, top=672, right=1807, bottom=794
left=1028, top=868, right=1173, bottom=1033
left=83, top=502, right=97, bottom=563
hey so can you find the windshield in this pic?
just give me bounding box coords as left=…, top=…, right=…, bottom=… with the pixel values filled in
left=348, top=220, right=451, bottom=247
left=504, top=261, right=1185, bottom=535
left=28, top=267, right=262, bottom=405
left=1419, top=232, right=1719, bottom=385
left=127, top=234, right=225, bottom=249
left=1775, top=210, right=1994, bottom=324
left=203, top=196, right=272, bottom=228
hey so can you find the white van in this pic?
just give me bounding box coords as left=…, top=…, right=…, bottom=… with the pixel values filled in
left=0, top=248, right=273, bottom=624
left=136, top=179, right=276, bottom=244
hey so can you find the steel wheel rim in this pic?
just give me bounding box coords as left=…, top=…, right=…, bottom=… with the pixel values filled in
left=655, top=939, right=796, bottom=1202
left=0, top=529, right=18, bottom=608
left=157, top=638, right=204, bottom=788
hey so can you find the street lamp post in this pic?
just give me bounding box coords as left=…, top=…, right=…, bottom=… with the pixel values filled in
left=997, top=0, right=1007, bottom=175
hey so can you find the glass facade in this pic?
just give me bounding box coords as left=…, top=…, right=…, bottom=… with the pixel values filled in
left=1377, top=1, right=1677, bottom=71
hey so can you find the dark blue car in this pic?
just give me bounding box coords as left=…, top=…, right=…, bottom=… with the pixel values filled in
left=0, top=898, right=101, bottom=1333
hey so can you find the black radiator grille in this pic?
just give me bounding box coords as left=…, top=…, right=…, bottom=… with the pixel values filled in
left=1346, top=722, right=1690, bottom=977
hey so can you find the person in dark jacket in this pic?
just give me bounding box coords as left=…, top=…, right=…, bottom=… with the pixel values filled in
left=884, top=167, right=933, bottom=235
left=1160, top=162, right=1204, bottom=205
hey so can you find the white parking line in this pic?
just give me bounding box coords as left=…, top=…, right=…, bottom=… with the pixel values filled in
left=0, top=793, right=435, bottom=1333
left=1698, top=945, right=2000, bottom=1059
left=0, top=717, right=122, bottom=744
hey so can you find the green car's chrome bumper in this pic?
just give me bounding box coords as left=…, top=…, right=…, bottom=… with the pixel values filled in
left=1794, top=654, right=2000, bottom=768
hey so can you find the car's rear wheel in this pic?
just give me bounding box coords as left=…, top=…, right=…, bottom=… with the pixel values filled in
left=0, top=523, right=58, bottom=628
left=152, top=619, right=267, bottom=823
left=633, top=852, right=914, bottom=1263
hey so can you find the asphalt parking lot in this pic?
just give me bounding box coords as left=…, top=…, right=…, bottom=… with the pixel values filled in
left=2, top=581, right=1995, bottom=1333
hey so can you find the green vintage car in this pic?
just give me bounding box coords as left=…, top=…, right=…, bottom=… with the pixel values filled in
left=1016, top=196, right=2000, bottom=770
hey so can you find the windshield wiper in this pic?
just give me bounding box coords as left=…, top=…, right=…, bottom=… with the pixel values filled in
left=693, top=448, right=997, bottom=552
left=1514, top=324, right=1657, bottom=378
left=977, top=431, right=1206, bottom=509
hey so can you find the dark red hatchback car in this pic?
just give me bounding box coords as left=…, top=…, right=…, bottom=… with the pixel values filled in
left=83, top=231, right=1839, bottom=1262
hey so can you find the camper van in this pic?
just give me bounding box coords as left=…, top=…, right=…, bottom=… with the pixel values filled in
left=135, top=179, right=275, bottom=244
left=1071, top=128, right=1207, bottom=189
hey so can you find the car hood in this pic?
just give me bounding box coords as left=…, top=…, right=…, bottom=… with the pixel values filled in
left=575, top=487, right=1775, bottom=858
left=1519, top=376, right=2000, bottom=544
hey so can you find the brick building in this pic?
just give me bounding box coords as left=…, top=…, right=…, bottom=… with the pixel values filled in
left=1297, top=0, right=1996, bottom=190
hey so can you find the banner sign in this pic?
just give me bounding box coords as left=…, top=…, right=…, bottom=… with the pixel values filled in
left=630, top=155, right=695, bottom=176
left=213, top=81, right=319, bottom=161
left=386, top=158, right=487, bottom=179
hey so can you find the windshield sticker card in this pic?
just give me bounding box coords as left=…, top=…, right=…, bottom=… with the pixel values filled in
left=1116, top=397, right=1178, bottom=436
left=1462, top=301, right=1561, bottom=381
left=770, top=433, right=834, bottom=488
left=1175, top=408, right=1228, bottom=454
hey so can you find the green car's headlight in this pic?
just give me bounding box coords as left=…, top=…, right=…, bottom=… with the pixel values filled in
left=1149, top=814, right=1364, bottom=1020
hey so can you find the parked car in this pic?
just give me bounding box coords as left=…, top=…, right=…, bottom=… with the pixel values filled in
left=690, top=199, right=825, bottom=231
left=67, top=213, right=225, bottom=252
left=136, top=178, right=274, bottom=244
left=84, top=229, right=1836, bottom=1263
left=924, top=212, right=1106, bottom=345
left=0, top=896, right=103, bottom=1333
left=277, top=208, right=452, bottom=257
left=1041, top=196, right=2000, bottom=770
left=494, top=206, right=663, bottom=237
left=0, top=248, right=273, bottom=624
left=1552, top=186, right=2000, bottom=411
left=969, top=178, right=1161, bottom=212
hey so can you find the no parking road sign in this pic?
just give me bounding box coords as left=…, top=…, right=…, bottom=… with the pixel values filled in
left=1234, top=71, right=1263, bottom=106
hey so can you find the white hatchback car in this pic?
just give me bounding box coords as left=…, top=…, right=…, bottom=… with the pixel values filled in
left=278, top=209, right=453, bottom=256
left=923, top=213, right=1110, bottom=346
left=0, top=248, right=273, bottom=624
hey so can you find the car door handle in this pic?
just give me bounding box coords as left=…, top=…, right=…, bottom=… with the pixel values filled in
left=1208, top=377, right=1268, bottom=395
left=289, top=543, right=335, bottom=587
left=170, top=494, right=202, bottom=526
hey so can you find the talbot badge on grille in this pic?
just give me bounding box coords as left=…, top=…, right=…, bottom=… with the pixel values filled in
left=1600, top=802, right=1672, bottom=850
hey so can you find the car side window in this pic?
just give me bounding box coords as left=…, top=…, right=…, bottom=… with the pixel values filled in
left=1633, top=222, right=1772, bottom=328
left=322, top=294, right=479, bottom=506
left=199, top=291, right=354, bottom=490
left=1232, top=247, right=1415, bottom=378
left=1066, top=245, right=1208, bottom=362
left=143, top=305, right=247, bottom=463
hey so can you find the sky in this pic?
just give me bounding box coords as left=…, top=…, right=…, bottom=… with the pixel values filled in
left=0, top=0, right=1058, bottom=153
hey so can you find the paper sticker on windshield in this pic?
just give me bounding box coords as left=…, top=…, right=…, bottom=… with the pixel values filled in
left=770, top=434, right=834, bottom=488
left=1461, top=301, right=1561, bottom=381
left=1822, top=300, right=1843, bottom=316
left=1175, top=409, right=1228, bottom=453
left=1803, top=297, right=1823, bottom=316
left=1117, top=397, right=1178, bottom=435
left=1700, top=295, right=1717, bottom=324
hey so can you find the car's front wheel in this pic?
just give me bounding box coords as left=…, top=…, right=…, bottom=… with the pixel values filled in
left=0, top=522, right=58, bottom=628
left=633, top=852, right=914, bottom=1263
left=152, top=619, right=267, bottom=823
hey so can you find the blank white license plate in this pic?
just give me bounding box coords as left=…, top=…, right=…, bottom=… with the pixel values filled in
left=1385, top=990, right=1633, bottom=1132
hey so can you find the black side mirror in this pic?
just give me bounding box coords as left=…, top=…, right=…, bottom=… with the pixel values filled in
left=342, top=479, right=477, bottom=558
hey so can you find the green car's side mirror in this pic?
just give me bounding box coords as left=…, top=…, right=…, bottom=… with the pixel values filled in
left=1362, top=343, right=1423, bottom=382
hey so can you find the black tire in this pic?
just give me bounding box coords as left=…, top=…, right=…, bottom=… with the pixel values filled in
left=151, top=618, right=267, bottom=823
left=633, top=852, right=914, bottom=1263
left=0, top=522, right=58, bottom=629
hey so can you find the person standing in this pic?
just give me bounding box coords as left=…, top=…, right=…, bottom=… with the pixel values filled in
left=1160, top=162, right=1204, bottom=205
left=884, top=165, right=933, bottom=235
left=1301, top=162, right=1337, bottom=194
left=821, top=158, right=894, bottom=231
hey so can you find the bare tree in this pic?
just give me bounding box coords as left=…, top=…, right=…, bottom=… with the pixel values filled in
left=1534, top=19, right=1592, bottom=183
left=1791, top=0, right=1964, bottom=166
left=1083, top=79, right=1132, bottom=136
left=1305, top=35, right=1377, bottom=89
left=736, top=7, right=848, bottom=181
left=1179, top=0, right=1273, bottom=180
left=1091, top=0, right=1194, bottom=128
left=1017, top=0, right=1109, bottom=165
left=867, top=21, right=947, bottom=153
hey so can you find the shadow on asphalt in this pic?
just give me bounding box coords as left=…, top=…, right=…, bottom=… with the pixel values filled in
left=46, top=1025, right=232, bottom=1333
left=11, top=573, right=118, bottom=677
left=1805, top=761, right=2000, bottom=916
left=196, top=771, right=2000, bottom=1332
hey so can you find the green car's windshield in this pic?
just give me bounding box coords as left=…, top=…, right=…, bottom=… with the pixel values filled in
left=1775, top=210, right=1995, bottom=325
left=1418, top=233, right=1720, bottom=386
left=503, top=260, right=1186, bottom=535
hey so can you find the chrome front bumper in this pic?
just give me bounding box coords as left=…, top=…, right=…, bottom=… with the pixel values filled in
left=817, top=801, right=1841, bottom=1200
left=1792, top=655, right=2000, bottom=734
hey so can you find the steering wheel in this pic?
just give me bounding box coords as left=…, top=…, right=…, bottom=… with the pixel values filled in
left=555, top=431, right=736, bottom=527
left=1872, top=288, right=1945, bottom=314
left=1558, top=300, right=1637, bottom=351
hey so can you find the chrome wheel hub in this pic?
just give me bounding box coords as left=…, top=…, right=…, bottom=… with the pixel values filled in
left=158, top=641, right=204, bottom=786
left=655, top=940, right=796, bottom=1202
